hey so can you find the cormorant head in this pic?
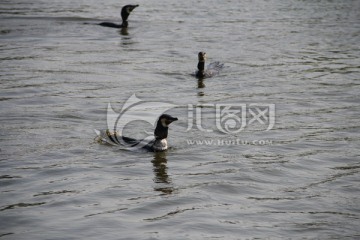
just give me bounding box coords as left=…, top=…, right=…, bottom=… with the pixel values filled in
left=158, top=114, right=178, bottom=128
left=154, top=114, right=178, bottom=140
left=121, top=4, right=139, bottom=22
left=198, top=52, right=207, bottom=62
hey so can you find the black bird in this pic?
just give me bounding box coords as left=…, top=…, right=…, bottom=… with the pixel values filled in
left=96, top=114, right=178, bottom=152
left=195, top=52, right=224, bottom=78
left=99, top=4, right=139, bottom=28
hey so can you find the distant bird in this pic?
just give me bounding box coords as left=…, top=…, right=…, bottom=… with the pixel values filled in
left=99, top=4, right=139, bottom=28
left=96, top=114, right=178, bottom=152
left=195, top=52, right=224, bottom=78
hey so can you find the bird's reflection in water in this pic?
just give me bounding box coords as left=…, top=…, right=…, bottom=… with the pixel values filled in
left=119, top=28, right=128, bottom=36
left=197, top=77, right=205, bottom=88
left=197, top=77, right=205, bottom=96
left=151, top=151, right=173, bottom=195
left=119, top=28, right=135, bottom=47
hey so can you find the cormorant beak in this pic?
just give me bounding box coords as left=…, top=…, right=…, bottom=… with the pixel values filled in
left=160, top=115, right=178, bottom=127
left=129, top=5, right=139, bottom=12
left=166, top=116, right=178, bottom=125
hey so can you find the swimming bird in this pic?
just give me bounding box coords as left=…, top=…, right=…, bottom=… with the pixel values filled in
left=96, top=114, right=178, bottom=152
left=99, top=4, right=139, bottom=28
left=195, top=52, right=224, bottom=78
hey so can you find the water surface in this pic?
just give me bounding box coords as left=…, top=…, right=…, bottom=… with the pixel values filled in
left=1, top=0, right=360, bottom=239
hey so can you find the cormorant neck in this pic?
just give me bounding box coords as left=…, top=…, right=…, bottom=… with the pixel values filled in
left=154, top=122, right=168, bottom=140
left=121, top=20, right=129, bottom=28
left=197, top=61, right=205, bottom=78
left=198, top=61, right=205, bottom=71
left=121, top=10, right=130, bottom=23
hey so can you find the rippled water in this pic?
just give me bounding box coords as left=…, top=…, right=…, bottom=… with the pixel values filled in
left=1, top=0, right=360, bottom=239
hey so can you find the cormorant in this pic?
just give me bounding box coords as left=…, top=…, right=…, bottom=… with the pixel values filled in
left=195, top=52, right=224, bottom=78
left=96, top=114, right=178, bottom=152
left=99, top=4, right=139, bottom=28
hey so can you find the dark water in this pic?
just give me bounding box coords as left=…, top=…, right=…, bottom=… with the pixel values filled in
left=1, top=0, right=360, bottom=239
